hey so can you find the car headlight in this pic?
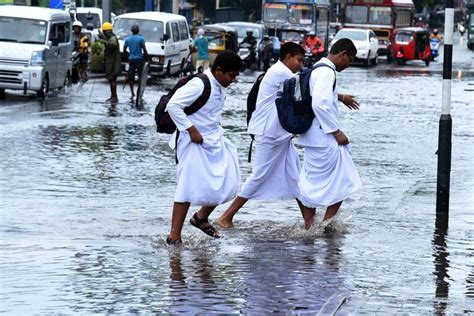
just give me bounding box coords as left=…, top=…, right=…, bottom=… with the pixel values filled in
left=151, top=56, right=164, bottom=64
left=30, top=50, right=45, bottom=66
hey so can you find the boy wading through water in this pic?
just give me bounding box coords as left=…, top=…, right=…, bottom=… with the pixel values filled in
left=166, top=51, right=242, bottom=245
left=216, top=41, right=360, bottom=229
left=296, top=38, right=361, bottom=223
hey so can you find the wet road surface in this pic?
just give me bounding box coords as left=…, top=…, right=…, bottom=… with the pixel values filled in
left=0, top=36, right=473, bottom=314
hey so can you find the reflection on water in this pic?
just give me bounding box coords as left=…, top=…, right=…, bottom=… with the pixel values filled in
left=432, top=213, right=450, bottom=314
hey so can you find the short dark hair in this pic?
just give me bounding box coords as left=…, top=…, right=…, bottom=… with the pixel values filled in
left=131, top=25, right=139, bottom=34
left=212, top=50, right=242, bottom=73
left=329, top=38, right=357, bottom=57
left=279, top=42, right=305, bottom=61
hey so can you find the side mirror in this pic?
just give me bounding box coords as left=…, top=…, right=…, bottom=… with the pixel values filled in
left=47, top=41, right=53, bottom=49
left=162, top=33, right=170, bottom=42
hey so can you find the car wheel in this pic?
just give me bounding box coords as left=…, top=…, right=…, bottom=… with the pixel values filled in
left=363, top=51, right=370, bottom=67
left=0, top=88, right=5, bottom=99
left=387, top=53, right=393, bottom=63
left=371, top=54, right=378, bottom=66
left=166, top=60, right=172, bottom=77
left=37, top=75, right=49, bottom=99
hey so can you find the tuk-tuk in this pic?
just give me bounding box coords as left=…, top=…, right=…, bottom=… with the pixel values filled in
left=392, top=27, right=431, bottom=66
left=191, top=24, right=238, bottom=69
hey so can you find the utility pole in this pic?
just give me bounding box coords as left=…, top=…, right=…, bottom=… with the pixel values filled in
left=102, top=0, right=111, bottom=22
left=172, top=0, right=179, bottom=14
left=436, top=0, right=454, bottom=215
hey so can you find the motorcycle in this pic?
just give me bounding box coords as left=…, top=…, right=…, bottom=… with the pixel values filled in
left=71, top=51, right=89, bottom=84
left=238, top=42, right=257, bottom=71
left=430, top=37, right=441, bottom=61
left=303, top=44, right=324, bottom=67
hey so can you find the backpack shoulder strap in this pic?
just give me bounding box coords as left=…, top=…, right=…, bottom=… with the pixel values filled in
left=312, top=63, right=337, bottom=91
left=183, top=73, right=212, bottom=115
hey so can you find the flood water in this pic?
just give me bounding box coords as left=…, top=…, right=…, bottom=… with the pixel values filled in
left=1, top=49, right=473, bottom=313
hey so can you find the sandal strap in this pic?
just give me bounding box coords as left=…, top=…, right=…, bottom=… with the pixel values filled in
left=192, top=213, right=209, bottom=225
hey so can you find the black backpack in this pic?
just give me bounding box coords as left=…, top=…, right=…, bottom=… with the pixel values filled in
left=246, top=72, right=265, bottom=126
left=275, top=64, right=336, bottom=134
left=154, top=73, right=211, bottom=134
left=246, top=72, right=266, bottom=162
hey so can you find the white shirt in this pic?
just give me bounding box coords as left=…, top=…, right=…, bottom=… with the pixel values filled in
left=248, top=60, right=295, bottom=139
left=166, top=69, right=225, bottom=135
left=296, top=58, right=339, bottom=148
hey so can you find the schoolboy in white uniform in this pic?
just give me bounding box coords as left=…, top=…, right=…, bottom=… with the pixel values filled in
left=297, top=38, right=362, bottom=222
left=166, top=51, right=242, bottom=245
left=216, top=42, right=317, bottom=229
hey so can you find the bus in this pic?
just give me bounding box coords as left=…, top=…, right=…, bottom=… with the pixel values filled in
left=342, top=0, right=415, bottom=61
left=262, top=0, right=331, bottom=53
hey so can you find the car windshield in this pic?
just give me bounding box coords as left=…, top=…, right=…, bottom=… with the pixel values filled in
left=395, top=32, right=414, bottom=43
left=114, top=18, right=164, bottom=42
left=369, top=7, right=392, bottom=25
left=228, top=24, right=261, bottom=40
left=0, top=16, right=47, bottom=44
left=76, top=12, right=101, bottom=29
left=281, top=30, right=306, bottom=42
left=335, top=30, right=367, bottom=41
left=345, top=5, right=368, bottom=24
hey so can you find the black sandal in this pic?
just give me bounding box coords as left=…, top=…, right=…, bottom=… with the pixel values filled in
left=166, top=236, right=182, bottom=246
left=190, top=213, right=220, bottom=238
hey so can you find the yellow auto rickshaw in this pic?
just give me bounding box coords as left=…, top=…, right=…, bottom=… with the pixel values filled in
left=191, top=24, right=238, bottom=69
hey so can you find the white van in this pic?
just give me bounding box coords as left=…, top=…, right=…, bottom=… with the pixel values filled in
left=0, top=5, right=73, bottom=98
left=113, top=12, right=192, bottom=77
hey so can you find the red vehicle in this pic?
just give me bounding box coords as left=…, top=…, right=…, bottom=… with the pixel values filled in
left=343, top=0, right=415, bottom=62
left=392, top=27, right=431, bottom=66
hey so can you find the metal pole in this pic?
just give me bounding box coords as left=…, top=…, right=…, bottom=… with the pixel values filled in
left=172, top=0, right=179, bottom=14
left=216, top=0, right=220, bottom=9
left=102, top=0, right=111, bottom=23
left=436, top=0, right=454, bottom=214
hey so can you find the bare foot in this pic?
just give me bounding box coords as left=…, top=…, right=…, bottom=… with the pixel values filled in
left=214, top=217, right=234, bottom=228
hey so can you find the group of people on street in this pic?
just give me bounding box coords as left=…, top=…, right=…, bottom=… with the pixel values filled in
left=165, top=39, right=362, bottom=245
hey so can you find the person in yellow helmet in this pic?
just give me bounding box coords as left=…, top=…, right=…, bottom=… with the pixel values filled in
left=98, top=22, right=121, bottom=103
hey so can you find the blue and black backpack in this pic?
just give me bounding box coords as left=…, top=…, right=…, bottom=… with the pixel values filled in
left=275, top=63, right=336, bottom=134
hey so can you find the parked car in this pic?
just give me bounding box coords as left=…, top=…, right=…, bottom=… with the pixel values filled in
left=329, top=28, right=379, bottom=66
left=114, top=12, right=192, bottom=77
left=0, top=5, right=73, bottom=98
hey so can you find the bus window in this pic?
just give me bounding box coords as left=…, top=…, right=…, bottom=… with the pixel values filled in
left=263, top=3, right=287, bottom=23
left=369, top=7, right=391, bottom=25
left=345, top=5, right=368, bottom=24
left=396, top=10, right=412, bottom=26
left=289, top=4, right=313, bottom=24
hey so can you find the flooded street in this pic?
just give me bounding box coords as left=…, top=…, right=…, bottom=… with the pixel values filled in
left=1, top=38, right=473, bottom=314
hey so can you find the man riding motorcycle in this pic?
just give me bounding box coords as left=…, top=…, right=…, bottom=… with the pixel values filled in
left=240, top=29, right=257, bottom=69
left=304, top=31, right=324, bottom=65
left=72, top=21, right=90, bottom=83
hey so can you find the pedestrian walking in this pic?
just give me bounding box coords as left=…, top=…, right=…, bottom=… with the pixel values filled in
left=166, top=50, right=242, bottom=245
left=194, top=28, right=209, bottom=72
left=216, top=42, right=316, bottom=229
left=296, top=38, right=362, bottom=223
left=99, top=22, right=121, bottom=104
left=123, top=24, right=148, bottom=99
left=260, top=35, right=274, bottom=72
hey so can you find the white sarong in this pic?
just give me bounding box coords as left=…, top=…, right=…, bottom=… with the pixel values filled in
left=299, top=144, right=361, bottom=208
left=239, top=135, right=300, bottom=200
left=174, top=128, right=240, bottom=206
